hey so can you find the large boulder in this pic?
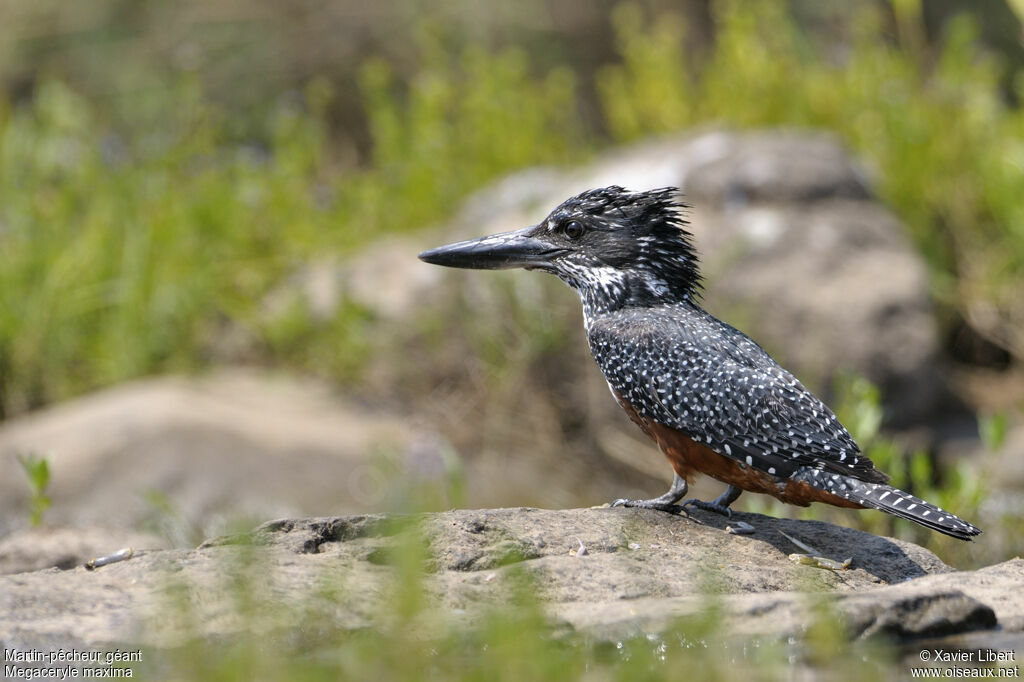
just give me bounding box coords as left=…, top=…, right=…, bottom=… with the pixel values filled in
left=0, top=367, right=649, bottom=537
left=0, top=370, right=431, bottom=540
left=1, top=508, right=1017, bottom=654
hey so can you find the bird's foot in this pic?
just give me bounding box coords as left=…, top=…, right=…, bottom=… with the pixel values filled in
left=681, top=485, right=742, bottom=519
left=682, top=498, right=733, bottom=518
left=611, top=497, right=686, bottom=514
left=610, top=474, right=689, bottom=514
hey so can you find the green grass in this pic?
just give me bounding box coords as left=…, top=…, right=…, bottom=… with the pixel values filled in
left=140, top=608, right=815, bottom=682
left=0, top=41, right=582, bottom=416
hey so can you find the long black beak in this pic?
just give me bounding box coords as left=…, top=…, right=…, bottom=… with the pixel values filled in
left=418, top=227, right=566, bottom=270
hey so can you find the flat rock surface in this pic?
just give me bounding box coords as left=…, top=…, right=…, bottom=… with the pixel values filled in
left=2, top=508, right=1020, bottom=652
left=0, top=526, right=170, bottom=575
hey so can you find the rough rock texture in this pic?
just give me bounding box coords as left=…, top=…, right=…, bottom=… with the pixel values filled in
left=0, top=370, right=440, bottom=539
left=2, top=508, right=1019, bottom=652
left=0, top=526, right=169, bottom=575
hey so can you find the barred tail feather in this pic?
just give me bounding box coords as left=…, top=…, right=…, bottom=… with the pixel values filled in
left=794, top=469, right=983, bottom=541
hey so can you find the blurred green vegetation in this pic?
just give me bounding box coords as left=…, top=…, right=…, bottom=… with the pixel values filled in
left=138, top=519, right=897, bottom=682
left=16, top=452, right=51, bottom=527
left=600, top=0, right=1024, bottom=351
left=2, top=0, right=1022, bottom=416
left=0, top=38, right=580, bottom=415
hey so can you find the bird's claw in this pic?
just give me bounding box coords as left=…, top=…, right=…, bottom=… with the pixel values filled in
left=682, top=498, right=733, bottom=518
left=611, top=498, right=686, bottom=514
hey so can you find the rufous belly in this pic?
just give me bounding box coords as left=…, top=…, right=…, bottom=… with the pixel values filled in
left=612, top=388, right=863, bottom=509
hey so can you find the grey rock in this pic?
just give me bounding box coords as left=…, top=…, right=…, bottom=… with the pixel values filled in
left=0, top=526, right=169, bottom=575
left=0, top=370, right=435, bottom=541
left=840, top=589, right=997, bottom=640
left=675, top=129, right=872, bottom=204
left=693, top=199, right=940, bottom=425
left=1, top=508, right=1018, bottom=651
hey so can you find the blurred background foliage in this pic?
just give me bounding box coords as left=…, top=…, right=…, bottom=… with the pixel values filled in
left=1, top=0, right=1022, bottom=559
left=2, top=0, right=1023, bottom=412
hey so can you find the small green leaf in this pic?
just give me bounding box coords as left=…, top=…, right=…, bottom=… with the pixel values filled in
left=17, top=453, right=50, bottom=495
left=17, top=453, right=52, bottom=527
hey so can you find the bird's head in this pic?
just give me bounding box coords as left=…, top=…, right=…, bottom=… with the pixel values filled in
left=419, top=186, right=701, bottom=316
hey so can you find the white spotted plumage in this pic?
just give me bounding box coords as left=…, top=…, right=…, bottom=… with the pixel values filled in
left=586, top=302, right=878, bottom=485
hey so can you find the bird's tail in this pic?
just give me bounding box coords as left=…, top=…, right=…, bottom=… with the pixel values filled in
left=795, top=469, right=982, bottom=541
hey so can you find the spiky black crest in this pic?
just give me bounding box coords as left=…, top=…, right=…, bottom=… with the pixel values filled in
left=537, top=186, right=702, bottom=318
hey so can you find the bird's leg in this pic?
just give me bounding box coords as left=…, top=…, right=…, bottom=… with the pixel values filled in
left=611, top=474, right=688, bottom=513
left=682, top=485, right=742, bottom=518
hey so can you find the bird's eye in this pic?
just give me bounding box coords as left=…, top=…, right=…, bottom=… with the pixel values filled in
left=563, top=220, right=585, bottom=240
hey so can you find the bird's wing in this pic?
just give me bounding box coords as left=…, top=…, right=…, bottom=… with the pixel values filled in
left=588, top=309, right=888, bottom=484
